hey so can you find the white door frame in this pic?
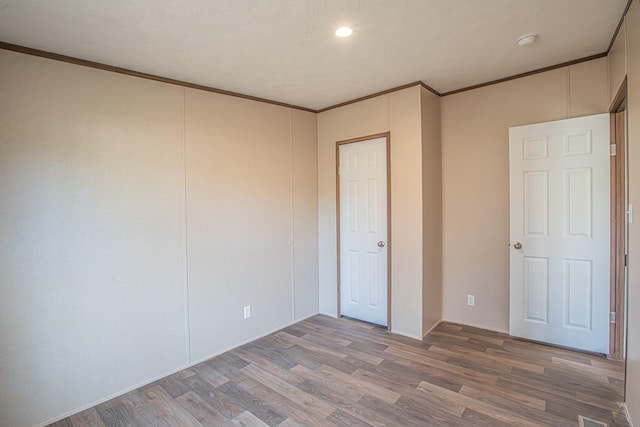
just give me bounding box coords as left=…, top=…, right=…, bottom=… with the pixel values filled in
left=336, top=132, right=392, bottom=330
left=608, top=78, right=628, bottom=361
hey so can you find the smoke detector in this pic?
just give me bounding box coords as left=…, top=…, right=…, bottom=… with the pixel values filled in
left=516, top=33, right=537, bottom=47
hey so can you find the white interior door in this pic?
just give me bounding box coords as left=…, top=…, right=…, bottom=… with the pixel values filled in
left=339, top=137, right=388, bottom=326
left=509, top=114, right=610, bottom=353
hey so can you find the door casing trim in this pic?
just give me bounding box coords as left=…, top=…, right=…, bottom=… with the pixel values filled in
left=608, top=77, right=627, bottom=363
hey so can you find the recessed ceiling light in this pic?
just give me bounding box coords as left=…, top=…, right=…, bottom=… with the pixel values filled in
left=335, top=27, right=353, bottom=38
left=516, top=33, right=537, bottom=47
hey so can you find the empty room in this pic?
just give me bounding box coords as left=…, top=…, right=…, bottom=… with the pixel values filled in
left=1, top=1, right=639, bottom=426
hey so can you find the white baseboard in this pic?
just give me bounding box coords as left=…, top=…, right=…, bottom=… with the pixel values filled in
left=441, top=318, right=508, bottom=334
left=295, top=311, right=321, bottom=323
left=423, top=319, right=442, bottom=338
left=36, top=311, right=321, bottom=427
left=188, top=313, right=318, bottom=366
left=390, top=329, right=422, bottom=340
left=623, top=403, right=634, bottom=427
left=318, top=309, right=338, bottom=318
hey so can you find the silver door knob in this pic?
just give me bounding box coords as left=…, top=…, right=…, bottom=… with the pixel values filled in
left=377, top=241, right=385, bottom=248
left=513, top=242, right=523, bottom=250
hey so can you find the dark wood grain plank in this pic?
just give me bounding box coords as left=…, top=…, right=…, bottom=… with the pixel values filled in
left=69, top=407, right=106, bottom=427
left=118, top=390, right=171, bottom=427
left=175, top=391, right=230, bottom=426
left=99, top=405, right=136, bottom=427
left=142, top=385, right=202, bottom=427
left=184, top=374, right=246, bottom=420
left=49, top=419, right=74, bottom=427
left=217, top=380, right=287, bottom=426
left=326, top=409, right=374, bottom=427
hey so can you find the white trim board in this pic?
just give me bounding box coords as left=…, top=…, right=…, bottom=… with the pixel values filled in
left=423, top=320, right=442, bottom=338
left=441, top=318, right=509, bottom=335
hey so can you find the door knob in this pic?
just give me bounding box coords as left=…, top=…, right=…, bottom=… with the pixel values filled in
left=513, top=242, right=523, bottom=250
left=377, top=241, right=385, bottom=248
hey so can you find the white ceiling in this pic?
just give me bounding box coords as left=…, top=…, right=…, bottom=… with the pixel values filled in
left=0, top=0, right=628, bottom=110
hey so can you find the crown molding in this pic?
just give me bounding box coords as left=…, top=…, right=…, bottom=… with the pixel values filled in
left=440, top=52, right=608, bottom=97
left=0, top=41, right=317, bottom=113
left=317, top=81, right=441, bottom=113
left=607, top=0, right=633, bottom=53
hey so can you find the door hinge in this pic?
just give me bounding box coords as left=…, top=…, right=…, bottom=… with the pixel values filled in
left=610, top=312, right=616, bottom=324
left=610, top=144, right=617, bottom=156
left=625, top=254, right=628, bottom=267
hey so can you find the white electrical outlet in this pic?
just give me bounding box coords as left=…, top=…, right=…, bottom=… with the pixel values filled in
left=244, top=305, right=251, bottom=319
left=467, top=295, right=475, bottom=306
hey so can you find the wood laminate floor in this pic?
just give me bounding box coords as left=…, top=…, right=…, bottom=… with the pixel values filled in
left=49, top=315, right=630, bottom=427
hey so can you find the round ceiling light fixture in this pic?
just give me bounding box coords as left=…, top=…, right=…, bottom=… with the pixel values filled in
left=335, top=26, right=353, bottom=38
left=516, top=33, right=537, bottom=47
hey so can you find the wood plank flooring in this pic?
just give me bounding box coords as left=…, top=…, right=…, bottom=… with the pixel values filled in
left=49, top=315, right=630, bottom=427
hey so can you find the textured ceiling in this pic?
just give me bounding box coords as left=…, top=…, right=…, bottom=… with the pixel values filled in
left=0, top=0, right=628, bottom=110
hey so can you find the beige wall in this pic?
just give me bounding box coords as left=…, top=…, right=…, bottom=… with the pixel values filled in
left=621, top=1, right=640, bottom=424
left=441, top=58, right=610, bottom=332
left=0, top=49, right=187, bottom=427
left=317, top=86, right=430, bottom=339
left=0, top=49, right=318, bottom=427
left=390, top=88, right=426, bottom=338
left=609, top=21, right=627, bottom=104
left=421, top=87, right=443, bottom=334
left=292, top=110, right=320, bottom=321
left=186, top=90, right=300, bottom=362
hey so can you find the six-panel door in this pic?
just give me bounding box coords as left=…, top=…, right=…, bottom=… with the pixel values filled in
left=509, top=114, right=610, bottom=353
left=338, top=137, right=388, bottom=327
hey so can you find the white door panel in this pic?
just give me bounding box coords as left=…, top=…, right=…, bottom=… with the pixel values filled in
left=509, top=114, right=609, bottom=353
left=339, top=137, right=388, bottom=326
